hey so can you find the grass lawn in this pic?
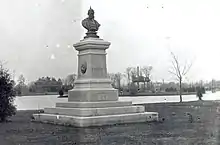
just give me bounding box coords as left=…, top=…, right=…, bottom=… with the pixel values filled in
left=0, top=101, right=220, bottom=145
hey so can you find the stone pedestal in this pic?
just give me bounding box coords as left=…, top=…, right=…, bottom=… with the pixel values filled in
left=33, top=38, right=158, bottom=127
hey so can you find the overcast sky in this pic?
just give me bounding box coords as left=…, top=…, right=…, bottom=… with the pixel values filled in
left=1, top=0, right=220, bottom=83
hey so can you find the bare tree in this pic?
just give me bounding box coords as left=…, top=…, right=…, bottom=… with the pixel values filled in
left=16, top=74, right=26, bottom=96
left=141, top=66, right=153, bottom=90
left=125, top=67, right=132, bottom=87
left=115, top=72, right=125, bottom=91
left=108, top=73, right=124, bottom=91
left=130, top=67, right=141, bottom=89
left=108, top=73, right=116, bottom=88
left=18, top=75, right=25, bottom=86
left=0, top=61, right=7, bottom=68
left=64, top=74, right=77, bottom=87
left=169, top=52, right=192, bottom=102
left=130, top=67, right=137, bottom=80
left=141, top=66, right=153, bottom=78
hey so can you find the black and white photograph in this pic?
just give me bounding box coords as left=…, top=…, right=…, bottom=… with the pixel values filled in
left=0, top=0, right=220, bottom=144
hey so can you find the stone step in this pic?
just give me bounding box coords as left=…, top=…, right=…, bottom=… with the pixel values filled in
left=33, top=112, right=158, bottom=127
left=56, top=101, right=132, bottom=108
left=44, top=106, right=145, bottom=117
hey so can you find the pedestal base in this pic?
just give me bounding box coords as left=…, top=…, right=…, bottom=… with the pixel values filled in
left=84, top=31, right=99, bottom=39
left=33, top=112, right=158, bottom=127
left=32, top=101, right=158, bottom=127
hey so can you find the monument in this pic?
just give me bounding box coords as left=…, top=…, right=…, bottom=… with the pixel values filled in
left=33, top=7, right=158, bottom=127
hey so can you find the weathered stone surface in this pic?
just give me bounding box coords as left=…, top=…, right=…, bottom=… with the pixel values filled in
left=68, top=88, right=118, bottom=102
left=73, top=38, right=110, bottom=51
left=33, top=112, right=158, bottom=127
left=56, top=101, right=132, bottom=108
left=44, top=106, right=145, bottom=117
left=73, top=79, right=113, bottom=89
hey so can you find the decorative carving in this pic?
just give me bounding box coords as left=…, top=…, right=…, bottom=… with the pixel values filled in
left=81, top=62, right=87, bottom=74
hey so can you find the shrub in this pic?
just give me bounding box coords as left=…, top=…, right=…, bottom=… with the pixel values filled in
left=0, top=66, right=16, bottom=122
left=129, top=83, right=138, bottom=95
left=196, top=88, right=203, bottom=101
left=59, top=89, right=64, bottom=96
left=201, top=87, right=206, bottom=94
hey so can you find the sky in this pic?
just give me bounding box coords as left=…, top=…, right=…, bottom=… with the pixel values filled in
left=1, top=0, right=220, bottom=83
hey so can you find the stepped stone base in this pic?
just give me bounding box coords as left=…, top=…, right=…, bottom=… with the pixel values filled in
left=33, top=101, right=158, bottom=127
left=44, top=106, right=145, bottom=117
left=33, top=112, right=158, bottom=127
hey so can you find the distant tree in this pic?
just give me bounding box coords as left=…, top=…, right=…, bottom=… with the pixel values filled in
left=141, top=66, right=153, bottom=79
left=183, top=86, right=196, bottom=93
left=141, top=66, right=153, bottom=90
left=114, top=73, right=124, bottom=91
left=129, top=82, right=138, bottom=95
left=16, top=74, right=26, bottom=95
left=108, top=73, right=117, bottom=88
left=30, top=76, right=63, bottom=93
left=130, top=67, right=137, bottom=85
left=196, top=87, right=203, bottom=101
left=0, top=63, right=16, bottom=122
left=18, top=74, right=25, bottom=86
left=46, top=76, right=51, bottom=81
left=60, top=75, right=76, bottom=92
left=201, top=87, right=206, bottom=94
left=28, top=82, right=36, bottom=92
left=59, top=89, right=64, bottom=96
left=130, top=67, right=137, bottom=77
left=125, top=67, right=132, bottom=87
left=169, top=52, right=192, bottom=102
left=165, top=87, right=177, bottom=92
left=64, top=74, right=77, bottom=87
left=51, top=77, right=56, bottom=82
left=108, top=73, right=124, bottom=91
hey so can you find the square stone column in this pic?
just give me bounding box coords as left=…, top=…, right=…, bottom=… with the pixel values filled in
left=68, top=38, right=118, bottom=102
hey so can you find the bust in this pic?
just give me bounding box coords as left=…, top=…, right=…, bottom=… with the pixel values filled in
left=82, top=7, right=100, bottom=38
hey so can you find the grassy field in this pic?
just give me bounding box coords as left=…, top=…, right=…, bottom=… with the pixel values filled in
left=119, top=91, right=197, bottom=96
left=0, top=101, right=220, bottom=145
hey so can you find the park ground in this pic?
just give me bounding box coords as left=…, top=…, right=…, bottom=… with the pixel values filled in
left=0, top=101, right=220, bottom=145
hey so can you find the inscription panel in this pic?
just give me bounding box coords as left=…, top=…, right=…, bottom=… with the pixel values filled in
left=96, top=92, right=107, bottom=100
left=92, top=67, right=106, bottom=78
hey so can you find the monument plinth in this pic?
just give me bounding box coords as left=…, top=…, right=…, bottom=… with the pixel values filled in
left=32, top=7, right=158, bottom=127
left=68, top=38, right=118, bottom=102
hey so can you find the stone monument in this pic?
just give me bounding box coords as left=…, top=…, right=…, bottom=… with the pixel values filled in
left=33, top=7, right=158, bottom=127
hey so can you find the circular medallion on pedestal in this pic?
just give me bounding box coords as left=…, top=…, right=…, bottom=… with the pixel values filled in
left=81, top=62, right=87, bottom=74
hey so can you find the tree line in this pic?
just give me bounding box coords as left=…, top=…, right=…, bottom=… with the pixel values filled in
left=14, top=74, right=77, bottom=96
left=13, top=50, right=207, bottom=103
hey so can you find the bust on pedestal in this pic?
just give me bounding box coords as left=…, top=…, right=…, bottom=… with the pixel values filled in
left=32, top=7, right=158, bottom=127
left=68, top=7, right=118, bottom=102
left=82, top=7, right=100, bottom=39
